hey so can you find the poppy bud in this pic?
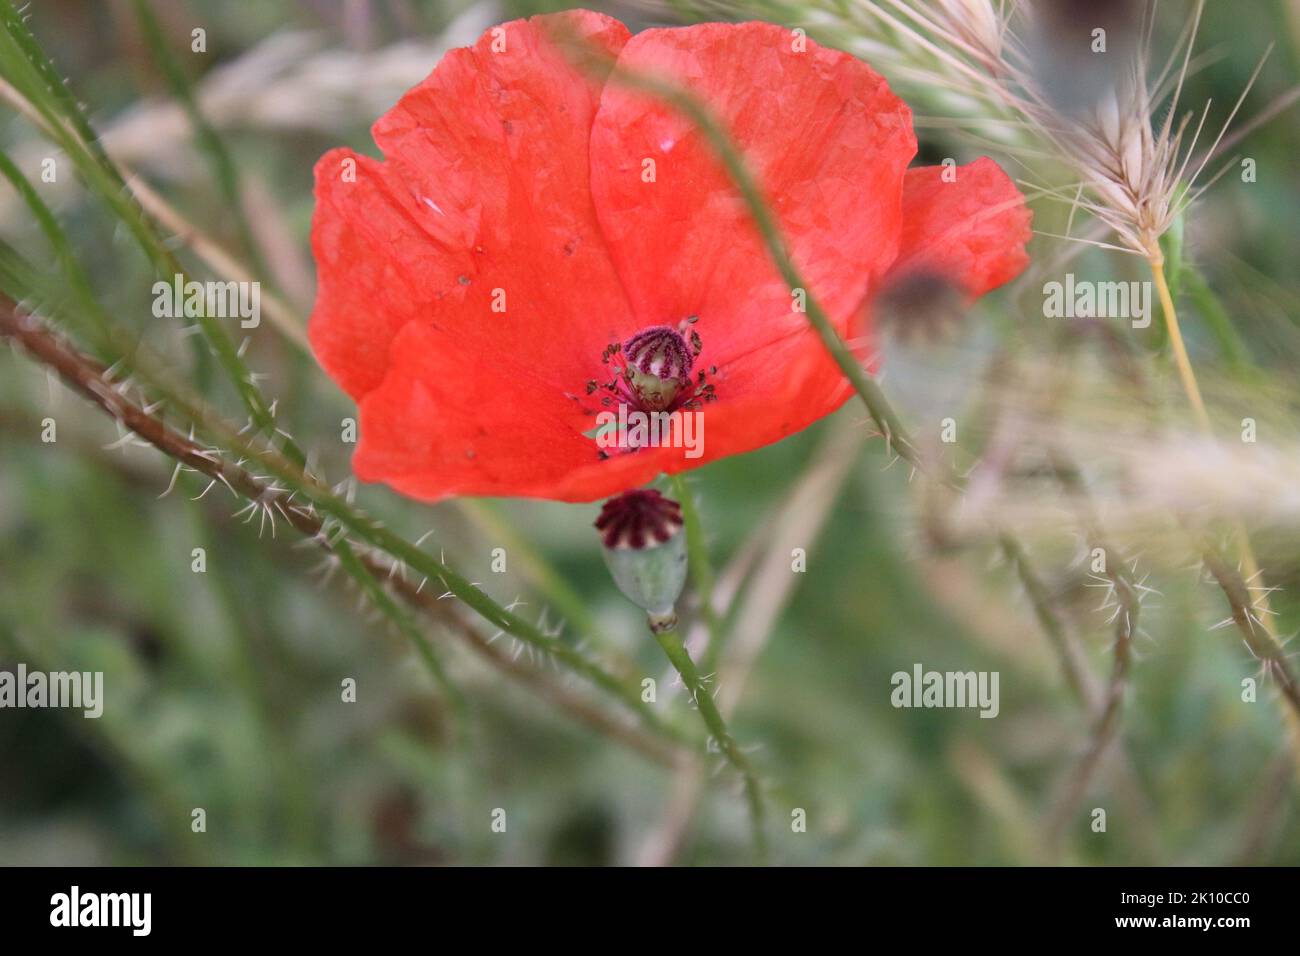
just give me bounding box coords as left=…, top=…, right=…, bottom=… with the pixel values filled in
left=594, top=489, right=687, bottom=632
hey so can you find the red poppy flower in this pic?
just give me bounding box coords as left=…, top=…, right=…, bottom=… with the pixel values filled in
left=309, top=10, right=1031, bottom=502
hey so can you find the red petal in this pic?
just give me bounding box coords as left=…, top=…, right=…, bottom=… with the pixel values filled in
left=888, top=157, right=1032, bottom=297
left=309, top=10, right=635, bottom=409
left=309, top=148, right=442, bottom=400
left=312, top=17, right=940, bottom=502
left=588, top=21, right=916, bottom=365
left=311, top=12, right=649, bottom=500
left=353, top=324, right=606, bottom=501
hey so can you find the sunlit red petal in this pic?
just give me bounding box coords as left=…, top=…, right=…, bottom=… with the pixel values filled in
left=888, top=157, right=1032, bottom=297
left=310, top=15, right=1032, bottom=503
left=310, top=149, right=443, bottom=400
left=309, top=10, right=635, bottom=412
left=354, top=324, right=604, bottom=500
left=588, top=21, right=916, bottom=368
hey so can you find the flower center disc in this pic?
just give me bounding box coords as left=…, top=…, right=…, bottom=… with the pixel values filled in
left=623, top=326, right=693, bottom=410
left=589, top=318, right=713, bottom=413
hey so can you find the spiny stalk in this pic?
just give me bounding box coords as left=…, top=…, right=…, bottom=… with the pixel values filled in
left=668, top=473, right=724, bottom=665
left=0, top=299, right=697, bottom=761
left=653, top=624, right=767, bottom=860
left=0, top=82, right=674, bottom=748
left=1150, top=256, right=1300, bottom=760
left=131, top=0, right=271, bottom=281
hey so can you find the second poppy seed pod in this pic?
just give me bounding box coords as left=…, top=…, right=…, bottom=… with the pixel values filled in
left=875, top=271, right=988, bottom=432
left=595, top=489, right=687, bottom=632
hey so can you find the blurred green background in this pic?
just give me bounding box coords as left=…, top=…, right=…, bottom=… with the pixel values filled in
left=2, top=0, right=1299, bottom=865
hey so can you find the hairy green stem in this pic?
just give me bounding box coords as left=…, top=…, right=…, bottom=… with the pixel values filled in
left=0, top=299, right=695, bottom=757
left=0, top=10, right=280, bottom=450
left=653, top=625, right=767, bottom=860
left=667, top=474, right=723, bottom=661
left=131, top=0, right=270, bottom=280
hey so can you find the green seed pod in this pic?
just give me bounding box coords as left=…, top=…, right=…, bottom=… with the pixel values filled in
left=594, top=489, right=688, bottom=631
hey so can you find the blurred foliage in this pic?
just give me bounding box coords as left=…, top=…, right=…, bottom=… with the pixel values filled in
left=0, top=0, right=1299, bottom=865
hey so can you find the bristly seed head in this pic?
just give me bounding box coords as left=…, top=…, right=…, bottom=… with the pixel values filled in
left=594, top=489, right=683, bottom=550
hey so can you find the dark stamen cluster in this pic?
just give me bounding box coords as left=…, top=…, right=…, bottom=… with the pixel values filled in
left=585, top=316, right=719, bottom=418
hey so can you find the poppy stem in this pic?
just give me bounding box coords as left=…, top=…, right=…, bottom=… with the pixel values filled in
left=667, top=474, right=723, bottom=658
left=652, top=624, right=768, bottom=861
left=0, top=299, right=698, bottom=765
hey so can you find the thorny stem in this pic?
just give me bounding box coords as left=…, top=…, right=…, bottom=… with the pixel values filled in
left=1047, top=567, right=1136, bottom=845
left=1044, top=454, right=1141, bottom=843
left=999, top=534, right=1090, bottom=707
left=0, top=301, right=692, bottom=765
left=1150, top=257, right=1300, bottom=757
left=667, top=473, right=723, bottom=661
left=1202, top=547, right=1300, bottom=721
left=989, top=340, right=1153, bottom=851
left=652, top=625, right=767, bottom=860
